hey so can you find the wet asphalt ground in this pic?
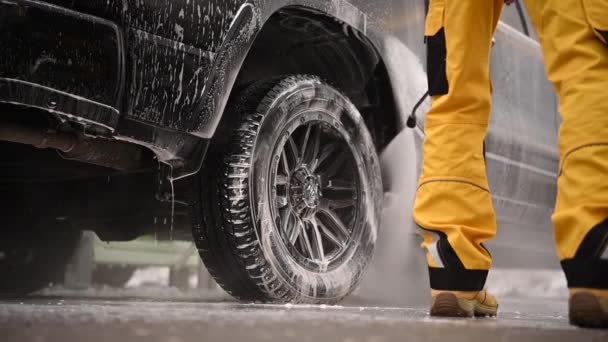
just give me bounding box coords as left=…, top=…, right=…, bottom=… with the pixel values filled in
left=1, top=296, right=607, bottom=342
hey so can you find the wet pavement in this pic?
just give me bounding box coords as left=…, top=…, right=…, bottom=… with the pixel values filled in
left=1, top=296, right=607, bottom=342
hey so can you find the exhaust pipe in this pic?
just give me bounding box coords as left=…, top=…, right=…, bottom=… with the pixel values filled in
left=0, top=123, right=146, bottom=170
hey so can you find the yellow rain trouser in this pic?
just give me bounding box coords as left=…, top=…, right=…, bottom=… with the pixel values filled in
left=524, top=0, right=608, bottom=289
left=415, top=0, right=608, bottom=291
left=414, top=0, right=504, bottom=291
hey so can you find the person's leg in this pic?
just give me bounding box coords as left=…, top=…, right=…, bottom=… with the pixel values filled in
left=524, top=0, right=608, bottom=328
left=415, top=0, right=503, bottom=317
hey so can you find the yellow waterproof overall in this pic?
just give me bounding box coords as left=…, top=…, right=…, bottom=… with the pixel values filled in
left=415, top=0, right=608, bottom=291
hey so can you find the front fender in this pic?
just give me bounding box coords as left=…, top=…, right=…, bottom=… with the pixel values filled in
left=189, top=0, right=372, bottom=139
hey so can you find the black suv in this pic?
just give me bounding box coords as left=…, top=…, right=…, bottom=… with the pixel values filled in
left=0, top=0, right=559, bottom=303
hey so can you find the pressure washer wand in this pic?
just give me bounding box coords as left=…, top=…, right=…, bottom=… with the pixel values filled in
left=407, top=90, right=429, bottom=129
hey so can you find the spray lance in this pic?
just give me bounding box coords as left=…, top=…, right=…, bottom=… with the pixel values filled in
left=407, top=0, right=432, bottom=129
left=407, top=29, right=449, bottom=129
left=406, top=91, right=429, bottom=129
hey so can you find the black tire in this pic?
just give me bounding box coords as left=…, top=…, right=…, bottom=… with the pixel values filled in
left=0, top=227, right=80, bottom=295
left=190, top=75, right=382, bottom=304
left=93, top=265, right=136, bottom=288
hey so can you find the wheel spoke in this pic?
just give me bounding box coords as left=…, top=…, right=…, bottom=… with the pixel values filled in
left=281, top=150, right=291, bottom=174
left=300, top=124, right=312, bottom=159
left=297, top=230, right=308, bottom=256
left=309, top=219, right=326, bottom=262
left=319, top=197, right=356, bottom=210
left=320, top=150, right=347, bottom=178
left=312, top=143, right=338, bottom=172
left=280, top=208, right=292, bottom=238
left=317, top=219, right=346, bottom=251
left=303, top=125, right=322, bottom=166
left=300, top=223, right=314, bottom=258
left=287, top=136, right=300, bottom=166
left=318, top=206, right=350, bottom=241
left=287, top=214, right=304, bottom=245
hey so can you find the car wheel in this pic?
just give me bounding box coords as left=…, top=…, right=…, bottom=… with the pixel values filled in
left=190, top=75, right=382, bottom=304
left=0, top=227, right=80, bottom=295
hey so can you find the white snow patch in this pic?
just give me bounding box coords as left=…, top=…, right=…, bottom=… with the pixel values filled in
left=126, top=267, right=170, bottom=288
left=487, top=269, right=568, bottom=299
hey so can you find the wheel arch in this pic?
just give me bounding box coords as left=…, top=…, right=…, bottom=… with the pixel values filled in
left=212, top=6, right=402, bottom=152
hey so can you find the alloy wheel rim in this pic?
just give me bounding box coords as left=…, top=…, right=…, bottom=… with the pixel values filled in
left=269, top=112, right=361, bottom=271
